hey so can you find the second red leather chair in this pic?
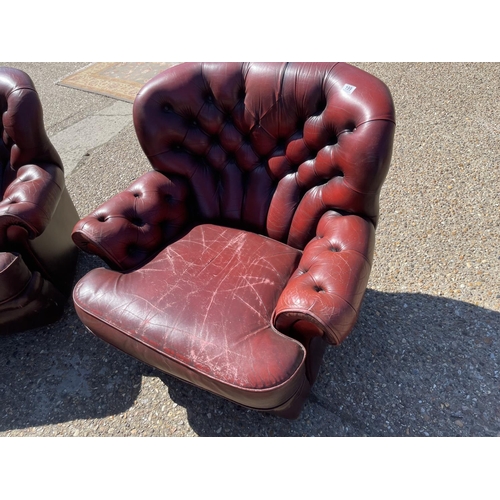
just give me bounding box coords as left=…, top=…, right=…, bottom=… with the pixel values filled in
left=0, top=67, right=79, bottom=334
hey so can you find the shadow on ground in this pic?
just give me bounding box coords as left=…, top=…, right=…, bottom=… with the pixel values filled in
left=0, top=252, right=146, bottom=431
left=1, top=264, right=499, bottom=436
left=165, top=289, right=500, bottom=437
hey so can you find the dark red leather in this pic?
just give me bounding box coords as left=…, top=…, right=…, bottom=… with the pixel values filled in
left=273, top=210, right=375, bottom=345
left=74, top=224, right=306, bottom=410
left=72, top=62, right=395, bottom=417
left=0, top=251, right=64, bottom=333
left=0, top=67, right=79, bottom=334
left=0, top=164, right=65, bottom=240
left=72, top=170, right=190, bottom=270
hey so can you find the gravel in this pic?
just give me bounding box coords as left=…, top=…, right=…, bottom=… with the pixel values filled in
left=0, top=62, right=498, bottom=437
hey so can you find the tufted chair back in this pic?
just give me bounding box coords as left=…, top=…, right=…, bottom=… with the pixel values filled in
left=133, top=62, right=395, bottom=250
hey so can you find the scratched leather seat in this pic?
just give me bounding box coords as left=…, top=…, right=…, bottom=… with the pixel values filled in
left=71, top=62, right=395, bottom=418
left=0, top=67, right=79, bottom=334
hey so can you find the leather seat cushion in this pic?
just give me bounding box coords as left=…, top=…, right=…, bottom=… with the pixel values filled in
left=73, top=224, right=307, bottom=410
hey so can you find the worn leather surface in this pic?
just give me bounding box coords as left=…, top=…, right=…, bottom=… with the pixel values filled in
left=0, top=67, right=79, bottom=333
left=72, top=170, right=190, bottom=271
left=72, top=62, right=395, bottom=416
left=274, top=210, right=375, bottom=345
left=133, top=62, right=394, bottom=243
left=74, top=62, right=395, bottom=268
left=0, top=67, right=64, bottom=239
left=74, top=224, right=306, bottom=409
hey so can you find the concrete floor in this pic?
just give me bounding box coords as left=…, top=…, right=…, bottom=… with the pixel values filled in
left=0, top=62, right=499, bottom=438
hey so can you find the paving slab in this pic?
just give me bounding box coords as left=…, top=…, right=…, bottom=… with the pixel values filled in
left=50, top=100, right=133, bottom=176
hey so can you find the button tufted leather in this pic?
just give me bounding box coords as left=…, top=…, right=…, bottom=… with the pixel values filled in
left=72, top=170, right=189, bottom=270
left=273, top=210, right=375, bottom=345
left=72, top=62, right=395, bottom=417
left=0, top=67, right=79, bottom=334
left=133, top=62, right=395, bottom=243
left=0, top=164, right=65, bottom=240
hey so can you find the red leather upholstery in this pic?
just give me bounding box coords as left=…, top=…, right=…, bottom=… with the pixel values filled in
left=0, top=251, right=64, bottom=332
left=74, top=224, right=307, bottom=410
left=72, top=170, right=190, bottom=270
left=72, top=62, right=395, bottom=417
left=0, top=67, right=79, bottom=334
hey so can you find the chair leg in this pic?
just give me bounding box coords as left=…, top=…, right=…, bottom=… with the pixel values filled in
left=262, top=331, right=327, bottom=418
left=266, top=375, right=312, bottom=419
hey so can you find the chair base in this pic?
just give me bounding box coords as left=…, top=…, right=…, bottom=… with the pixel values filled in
left=0, top=252, right=66, bottom=334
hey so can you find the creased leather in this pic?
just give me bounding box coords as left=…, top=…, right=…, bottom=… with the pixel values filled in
left=74, top=224, right=306, bottom=409
left=0, top=252, right=31, bottom=303
left=273, top=210, right=375, bottom=345
left=72, top=170, right=189, bottom=270
left=0, top=67, right=78, bottom=333
left=71, top=62, right=395, bottom=417
left=1, top=67, right=65, bottom=243
left=0, top=251, right=65, bottom=334
left=0, top=164, right=63, bottom=241
left=133, top=62, right=395, bottom=244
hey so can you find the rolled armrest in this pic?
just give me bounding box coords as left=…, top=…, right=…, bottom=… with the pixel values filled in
left=273, top=210, right=375, bottom=345
left=72, top=170, right=190, bottom=271
left=0, top=163, right=63, bottom=242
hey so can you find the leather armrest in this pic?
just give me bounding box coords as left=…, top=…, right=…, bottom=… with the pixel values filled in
left=72, top=170, right=190, bottom=271
left=0, top=164, right=63, bottom=243
left=273, top=210, right=375, bottom=345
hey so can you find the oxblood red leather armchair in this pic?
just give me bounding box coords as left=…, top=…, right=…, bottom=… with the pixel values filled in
left=0, top=67, right=79, bottom=334
left=72, top=62, right=395, bottom=418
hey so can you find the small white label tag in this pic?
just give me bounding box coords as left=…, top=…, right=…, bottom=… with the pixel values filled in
left=342, top=83, right=356, bottom=94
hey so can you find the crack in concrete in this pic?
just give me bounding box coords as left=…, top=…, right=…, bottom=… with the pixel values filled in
left=49, top=100, right=133, bottom=177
